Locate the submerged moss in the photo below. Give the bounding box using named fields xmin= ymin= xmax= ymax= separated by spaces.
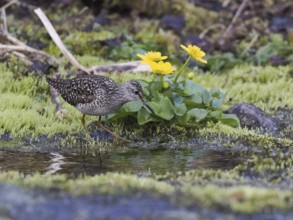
xmin=0 ymin=170 xmax=292 ymax=214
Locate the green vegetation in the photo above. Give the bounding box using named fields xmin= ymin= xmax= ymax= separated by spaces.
xmin=1 ymin=62 xmax=293 ymax=137
xmin=110 ymin=49 xmax=239 ymax=127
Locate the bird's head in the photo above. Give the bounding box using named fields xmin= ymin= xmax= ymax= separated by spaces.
xmin=122 ymin=80 xmax=154 ymax=114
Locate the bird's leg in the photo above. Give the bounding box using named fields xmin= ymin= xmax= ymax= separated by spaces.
xmin=104 ymin=115 xmax=109 ymax=126
xmin=81 ymin=114 xmax=93 ymax=140
xmin=96 ymin=121 xmax=130 ymax=143
xmin=81 ymin=114 xmax=88 ymax=132
xmin=103 ymin=115 xmax=112 ymax=129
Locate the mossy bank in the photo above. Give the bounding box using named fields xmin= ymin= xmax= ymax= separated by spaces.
xmin=1 ymin=61 xmax=293 ymax=137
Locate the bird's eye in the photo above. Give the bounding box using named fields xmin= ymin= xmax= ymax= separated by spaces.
xmin=134 ymin=90 xmax=139 ymax=94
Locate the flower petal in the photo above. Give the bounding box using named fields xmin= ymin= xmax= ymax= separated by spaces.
xmin=180 ymin=44 xmax=207 ymax=64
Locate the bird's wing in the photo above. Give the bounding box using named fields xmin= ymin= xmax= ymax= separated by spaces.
xmin=58 ymin=76 xmax=100 ymax=106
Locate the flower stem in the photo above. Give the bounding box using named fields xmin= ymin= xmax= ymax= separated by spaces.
xmin=174 ymin=56 xmax=191 ymax=83
xmin=160 ymin=74 xmax=163 ymax=83
xmin=160 ymin=74 xmax=164 ymax=91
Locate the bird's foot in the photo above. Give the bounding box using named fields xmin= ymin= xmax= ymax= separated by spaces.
xmin=96 ymin=121 xmax=130 ymax=143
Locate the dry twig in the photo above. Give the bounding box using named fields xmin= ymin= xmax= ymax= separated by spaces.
xmin=0 ymin=2 xmax=61 ymax=65
xmin=0 ymin=38 xmax=61 ymax=65
xmin=0 ymin=0 xmax=18 ymax=11
xmin=34 ymin=8 xmax=151 ymax=75
xmin=34 ymin=8 xmax=91 ymax=73
xmin=222 ymin=0 xmax=249 ymax=37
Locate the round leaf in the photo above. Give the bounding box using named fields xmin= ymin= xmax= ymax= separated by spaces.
xmin=174 ymin=103 xmax=187 ymax=116
xmin=149 ymin=96 xmax=174 ymax=120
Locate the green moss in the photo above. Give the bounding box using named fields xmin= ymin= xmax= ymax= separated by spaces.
xmin=0 ymin=139 xmax=23 ymax=148
xmin=199 ymin=123 xmax=292 ymax=149
xmin=180 ymin=185 xmax=292 ymax=214
xmin=0 ymin=171 xmax=174 ymax=196
xmin=64 ymin=31 xmax=117 ymax=56
xmin=0 ymin=170 xmax=292 ymax=214
xmin=193 ymin=65 xmax=293 ymax=111
xmin=0 ymin=67 xmax=82 ymax=136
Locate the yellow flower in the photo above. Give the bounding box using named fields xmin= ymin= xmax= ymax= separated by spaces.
xmin=137 ymin=51 xmax=168 ymax=64
xmin=180 ymin=45 xmax=207 ymax=64
xmin=149 ymin=61 xmax=175 ymax=75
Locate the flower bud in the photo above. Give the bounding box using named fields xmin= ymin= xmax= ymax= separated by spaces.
xmin=163 ymin=81 xmax=169 ymax=89
xmin=187 ymin=72 xmax=194 ymax=80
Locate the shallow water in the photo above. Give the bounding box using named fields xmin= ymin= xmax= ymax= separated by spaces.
xmin=0 ymin=147 xmax=248 ymax=176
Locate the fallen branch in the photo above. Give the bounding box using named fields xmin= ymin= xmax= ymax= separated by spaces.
xmin=89 ymin=61 xmax=151 ymax=75
xmin=34 ymin=8 xmax=90 ymax=73
xmin=0 ymin=4 xmax=61 ymax=66
xmin=0 ymin=42 xmax=61 ymax=64
xmin=34 ymin=8 xmax=151 ymax=76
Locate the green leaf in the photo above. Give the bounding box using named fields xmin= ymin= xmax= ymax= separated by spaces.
xmin=184 ymin=80 xmax=205 ymax=93
xmin=178 ymin=108 xmax=208 ymax=125
xmin=108 ymin=101 xmax=143 ymax=121
xmin=123 ymin=100 xmax=143 ymax=112
xmin=218 ymin=114 xmax=240 ymax=127
xmin=181 ymin=83 xmax=193 ymax=96
xmin=209 ymin=89 xmax=224 ymax=109
xmin=183 ymin=93 xmax=202 ymax=107
xmin=205 ymin=53 xmax=240 ymax=72
xmin=188 ymin=108 xmax=208 ymax=122
xmin=150 ymin=82 xmax=162 ymax=99
xmin=137 ymin=108 xmax=161 ymax=125
xmin=108 ymin=111 xmax=134 ymax=121
xmin=138 ymin=80 xmax=150 ymax=96
xmin=172 ymin=92 xmax=183 ymax=105
xmin=175 ymin=80 xmax=204 ymax=97
xmin=202 ymin=89 xmax=210 ymax=105
xmin=149 ymin=95 xmax=174 ymax=120
xmin=174 ymin=103 xmax=187 ymax=116
xmin=255 ymin=41 xmax=293 ymax=65
xmin=208 ymin=110 xmax=223 ymax=118
xmin=211 ymin=99 xmax=223 ymax=109
xmin=178 ymin=113 xmax=190 ymax=124
xmin=174 ymin=83 xmax=185 ymax=95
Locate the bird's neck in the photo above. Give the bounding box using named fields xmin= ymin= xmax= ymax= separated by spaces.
xmin=120 ymin=83 xmax=132 ymax=101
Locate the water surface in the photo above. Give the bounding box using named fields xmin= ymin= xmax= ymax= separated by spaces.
xmin=0 ymin=147 xmax=248 ymax=176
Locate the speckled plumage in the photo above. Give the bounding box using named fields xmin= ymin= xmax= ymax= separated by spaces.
xmin=46 ymin=74 xmax=145 ymax=116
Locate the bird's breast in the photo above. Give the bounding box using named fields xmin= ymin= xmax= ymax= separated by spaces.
xmin=75 ymin=98 xmax=127 ymax=116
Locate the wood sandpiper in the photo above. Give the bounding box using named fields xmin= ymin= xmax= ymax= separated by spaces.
xmin=46 ymin=74 xmax=154 ymax=142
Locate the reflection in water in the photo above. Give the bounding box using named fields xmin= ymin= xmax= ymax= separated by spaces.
xmin=0 ymin=147 xmax=249 ymax=176
xmin=44 ymin=153 xmax=66 ymax=176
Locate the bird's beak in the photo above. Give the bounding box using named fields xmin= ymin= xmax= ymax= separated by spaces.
xmin=138 ymin=93 xmax=155 ymax=114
